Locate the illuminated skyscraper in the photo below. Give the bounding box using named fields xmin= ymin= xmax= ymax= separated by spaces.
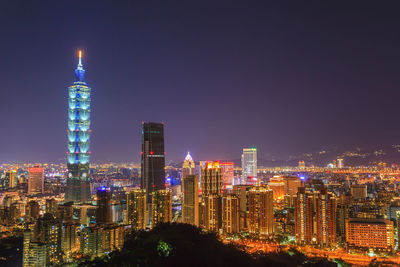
xmin=248 ymin=186 xmax=274 ymax=235
xmin=182 ymin=174 xmax=199 ymax=226
xmin=294 ymin=186 xmax=336 ymax=247
xmin=222 ymin=194 xmax=240 ymax=233
xmin=151 ymin=189 xmax=172 ymax=226
xmin=141 ymin=122 xmax=165 ymax=203
xmin=241 ymin=148 xmax=257 ymax=180
xmin=6 ymin=170 xmax=17 ymax=188
xmin=201 ymin=161 xmax=222 ymax=196
xmin=126 ymin=189 xmax=147 ymax=230
xmin=202 ymin=194 xmax=222 ymax=231
xmin=96 ymin=187 xmax=112 ymax=225
xmin=28 ymin=166 xmax=44 ymax=195
xmin=233 ymin=185 xmax=252 ymax=231
xmin=65 ymin=51 xmax=92 ymax=203
xmin=182 ymin=152 xmax=195 ymax=176
xmin=220 ymin=162 xmax=234 ymax=188
xmin=23 ymin=230 xmax=46 ymax=267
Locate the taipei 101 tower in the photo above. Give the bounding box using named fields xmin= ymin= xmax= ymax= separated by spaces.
xmin=65 ymin=51 xmax=92 ymax=203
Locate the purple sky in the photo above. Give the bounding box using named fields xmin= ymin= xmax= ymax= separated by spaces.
xmin=1 ymin=1 xmax=400 ymax=163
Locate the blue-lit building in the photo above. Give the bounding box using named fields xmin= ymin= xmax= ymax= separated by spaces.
xmin=65 ymin=51 xmax=92 ymax=203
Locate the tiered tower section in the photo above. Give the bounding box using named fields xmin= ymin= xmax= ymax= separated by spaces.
xmin=65 ymin=51 xmax=92 ymax=203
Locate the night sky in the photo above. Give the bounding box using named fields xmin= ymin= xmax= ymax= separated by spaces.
xmin=1 ymin=1 xmax=400 ymax=163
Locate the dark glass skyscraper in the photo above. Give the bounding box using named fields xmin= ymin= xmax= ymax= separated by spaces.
xmin=96 ymin=187 xmax=112 ymax=225
xmin=65 ymin=51 xmax=92 ymax=203
xmin=141 ymin=122 xmax=165 ymax=202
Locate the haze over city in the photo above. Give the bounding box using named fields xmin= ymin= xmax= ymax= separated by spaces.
xmin=2 ymin=1 xmax=400 ymax=163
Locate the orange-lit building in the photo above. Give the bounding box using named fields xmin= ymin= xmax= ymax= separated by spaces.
xmin=248 ymin=186 xmax=274 ymax=235
xmin=201 ymin=161 xmax=222 ymax=196
xmin=346 ymin=218 xmax=394 ymax=251
xmin=294 ymin=186 xmax=336 ymax=247
xmin=222 ymin=194 xmax=239 ymax=233
xmin=28 ymin=166 xmax=44 ymax=195
xmin=220 ymin=162 xmax=234 ymax=189
xmin=268 ymin=176 xmax=285 ymax=200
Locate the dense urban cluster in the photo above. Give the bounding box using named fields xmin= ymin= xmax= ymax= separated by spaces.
xmin=2 ymin=53 xmax=400 ymax=267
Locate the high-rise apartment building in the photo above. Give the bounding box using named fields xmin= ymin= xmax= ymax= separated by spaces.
xmin=233 ymin=185 xmax=253 ymax=231
xmin=202 ymin=194 xmax=222 ymax=231
xmin=182 ymin=174 xmax=199 ymax=226
xmin=248 ymin=186 xmax=274 ymax=235
xmin=241 ymin=148 xmax=257 ymax=180
xmin=151 ymin=189 xmax=172 ymax=226
xmin=141 ymin=122 xmax=165 ymax=203
xmin=222 ymin=194 xmax=240 ymax=233
xmin=126 ymin=189 xmax=147 ymax=230
xmin=65 ymin=51 xmax=92 ymax=203
xmin=28 ymin=166 xmax=44 ymax=195
xmin=201 ymin=161 xmax=222 ymax=196
xmin=96 ymin=187 xmax=112 ymax=225
xmin=294 ymin=186 xmax=336 ymax=247
xmin=23 ymin=230 xmax=46 ymax=267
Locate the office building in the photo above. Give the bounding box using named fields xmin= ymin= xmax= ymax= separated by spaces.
xmin=248 ymin=186 xmax=274 ymax=235
xmin=346 ymin=218 xmax=394 ymax=251
xmin=241 ymin=148 xmax=257 ymax=179
xmin=96 ymin=187 xmax=112 ymax=225
xmin=222 ymin=194 xmax=240 ymax=233
xmin=151 ymin=189 xmax=172 ymax=226
xmin=182 ymin=174 xmax=199 ymax=226
xmin=182 ymin=152 xmax=195 ymax=176
xmin=141 ymin=122 xmax=165 ymax=203
xmin=126 ymin=189 xmax=147 ymax=230
xmin=28 ymin=166 xmax=44 ymax=195
xmin=201 ymin=161 xmax=222 ymax=196
xmin=220 ymin=162 xmax=234 ymax=188
xmin=65 ymin=51 xmax=92 ymax=203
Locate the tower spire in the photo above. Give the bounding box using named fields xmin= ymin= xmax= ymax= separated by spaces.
xmin=78 ymin=50 xmax=82 ymax=66
xmin=75 ymin=50 xmax=85 ymax=81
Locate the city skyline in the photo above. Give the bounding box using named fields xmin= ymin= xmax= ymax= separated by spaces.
xmin=2 ymin=1 xmax=400 ymax=163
